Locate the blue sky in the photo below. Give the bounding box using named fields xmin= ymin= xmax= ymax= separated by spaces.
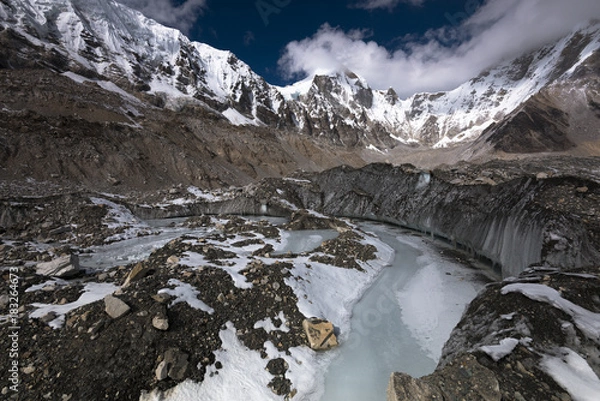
xmin=118 ymin=0 xmax=600 ymax=97
xmin=188 ymin=0 xmax=474 ymax=86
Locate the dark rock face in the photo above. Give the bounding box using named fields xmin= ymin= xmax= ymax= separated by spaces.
xmin=255 ymin=161 xmax=600 ymax=278
xmin=483 ymin=92 xmax=575 ymax=153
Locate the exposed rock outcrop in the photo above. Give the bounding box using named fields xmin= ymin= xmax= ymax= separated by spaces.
xmin=388 ymin=354 xmax=501 ymax=401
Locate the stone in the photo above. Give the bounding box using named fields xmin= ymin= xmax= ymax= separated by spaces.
xmin=166 ymin=255 xmax=179 ymax=265
xmin=123 ymin=263 xmax=152 ymax=287
xmin=104 ymin=295 xmax=131 ymax=319
xmin=162 ymin=348 xmax=189 ymax=381
xmin=152 ymin=315 xmax=169 ymax=331
xmin=36 ymin=255 xmax=80 ymax=278
xmin=22 ymin=365 xmax=35 ymax=374
xmin=387 ymin=372 xmax=443 ymax=400
xmin=536 ymin=172 xmax=549 ymax=180
xmin=151 ymin=293 xmax=172 ymax=304
xmin=475 ymin=176 xmax=497 ymax=186
xmin=155 ymin=361 xmax=169 ymax=381
xmin=48 ymin=226 xmax=71 ymax=236
xmin=576 ymin=186 xmax=589 ymax=193
xmin=302 ymin=318 xmax=338 ymax=351
xmin=41 ymin=312 xmax=58 ymax=323
xmin=0 ymin=294 xmax=9 ymax=309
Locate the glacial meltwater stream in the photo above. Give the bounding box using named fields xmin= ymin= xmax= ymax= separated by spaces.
xmin=320 ymin=222 xmax=487 ymax=401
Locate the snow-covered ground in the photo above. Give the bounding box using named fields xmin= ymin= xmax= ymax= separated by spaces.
xmin=141 ymin=221 xmax=395 ymax=401
xmin=28 ymin=282 xmax=119 ymax=329
xmin=138 ymin=220 xmax=486 ymax=401
xmin=23 ymin=198 xmax=496 ymax=400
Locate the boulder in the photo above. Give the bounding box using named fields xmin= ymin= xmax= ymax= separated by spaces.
xmin=123 ymin=263 xmax=152 ymax=287
xmin=104 ymin=295 xmax=131 ymax=319
xmin=157 ymin=348 xmax=189 ymax=381
xmin=302 ymin=318 xmax=338 ymax=351
xmin=0 ymin=294 xmax=9 ymax=309
xmin=155 ymin=361 xmax=169 ymax=381
xmin=36 ymin=254 xmax=80 ymax=278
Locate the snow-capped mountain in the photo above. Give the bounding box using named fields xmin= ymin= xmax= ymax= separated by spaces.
xmin=276 ymin=23 xmax=600 ymax=149
xmin=1 ymin=0 xmax=599 ymax=149
xmin=0 ymin=0 xmax=284 ymax=122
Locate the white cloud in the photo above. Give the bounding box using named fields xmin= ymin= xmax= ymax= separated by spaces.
xmin=279 ymin=0 xmax=600 ymax=98
xmin=351 ymin=0 xmax=426 ymax=10
xmin=117 ymin=0 xmax=206 ymax=34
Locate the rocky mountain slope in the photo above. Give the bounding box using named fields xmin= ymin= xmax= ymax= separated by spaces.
xmin=1 ymin=0 xmax=599 ymax=155
xmin=0 ymin=67 xmax=365 ymax=193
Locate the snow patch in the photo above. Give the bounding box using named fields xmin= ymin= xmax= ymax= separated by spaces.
xmin=253 ymin=311 xmax=290 ymax=333
xmin=501 ymin=283 xmax=600 ymax=343
xmin=179 ymin=251 xmax=253 ymax=290
xmin=140 ymin=322 xmax=275 ymax=400
xmin=90 ymin=197 xmax=151 ymax=242
xmin=158 ymin=279 xmax=214 ymax=314
xmin=222 ymin=108 xmax=259 ymax=126
xmin=29 ymin=282 xmax=118 ymax=329
xmin=541 ymin=347 xmax=600 ymax=401
xmin=478 ymin=338 xmax=520 ymax=362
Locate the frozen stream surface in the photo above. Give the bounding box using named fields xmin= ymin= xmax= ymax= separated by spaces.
xmin=320 ymin=222 xmax=486 ymax=401
xmin=76 ymin=216 xmax=486 ymax=400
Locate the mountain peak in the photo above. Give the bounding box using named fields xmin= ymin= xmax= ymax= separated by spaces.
xmin=2 ymin=0 xmax=598 ymax=150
